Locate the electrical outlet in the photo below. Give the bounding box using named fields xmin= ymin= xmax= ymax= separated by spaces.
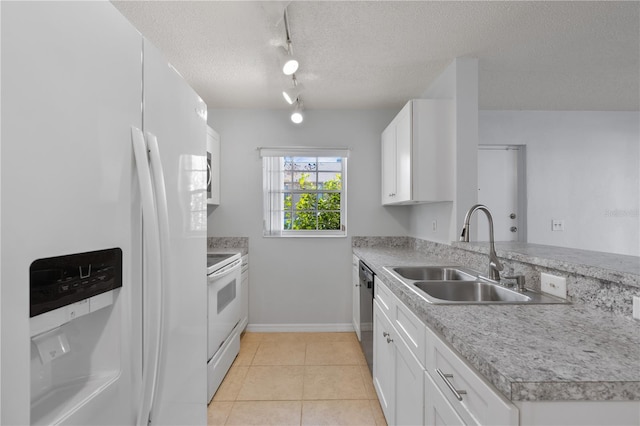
xmin=541 ymin=272 xmax=567 ymax=299
xmin=551 ymin=220 xmax=565 ymax=231
xmin=633 ymin=296 xmax=640 ymax=321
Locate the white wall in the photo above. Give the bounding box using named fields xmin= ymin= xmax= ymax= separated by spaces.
xmin=479 ymin=110 xmax=640 ymax=256
xmin=409 ymin=58 xmax=479 ymax=243
xmin=207 ymin=109 xmax=407 ymax=328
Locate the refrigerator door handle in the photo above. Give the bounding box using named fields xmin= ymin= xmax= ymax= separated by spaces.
xmin=144 ymin=131 xmax=171 ymax=423
xmin=131 ymin=126 xmax=163 ymax=426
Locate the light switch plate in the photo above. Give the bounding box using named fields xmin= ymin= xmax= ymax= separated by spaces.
xmin=541 ymin=272 xmax=567 ymax=299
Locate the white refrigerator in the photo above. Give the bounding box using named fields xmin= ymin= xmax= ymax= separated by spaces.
xmin=1 ymin=2 xmax=207 ymax=425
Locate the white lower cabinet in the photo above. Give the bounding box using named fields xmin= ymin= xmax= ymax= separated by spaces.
xmin=240 ymin=254 xmax=249 ymax=330
xmin=373 ymin=299 xmax=396 ymax=420
xmin=373 ymin=296 xmax=424 ymax=425
xmin=370 ymin=276 xmax=640 ymax=426
xmin=352 ymin=255 xmax=361 ymax=340
xmin=374 ymin=278 xmax=516 ymax=426
xmin=425 ymin=372 xmax=466 ymax=426
xmin=394 ymin=330 xmax=425 ymax=426
xmin=425 ymin=327 xmax=518 ymax=426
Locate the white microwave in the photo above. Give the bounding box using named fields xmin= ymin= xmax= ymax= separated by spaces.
xmin=207 ymin=126 xmax=220 ymax=205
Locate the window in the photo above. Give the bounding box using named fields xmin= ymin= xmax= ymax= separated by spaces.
xmin=260 ymin=147 xmax=349 ymax=237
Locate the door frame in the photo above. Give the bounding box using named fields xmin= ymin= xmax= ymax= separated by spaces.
xmin=478 ymin=145 xmax=527 ymax=243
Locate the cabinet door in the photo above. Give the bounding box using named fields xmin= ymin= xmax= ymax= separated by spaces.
xmin=394 ymin=103 xmax=412 ymax=202
xmin=352 ymin=255 xmax=361 ymax=340
xmin=373 ymin=300 xmax=395 ymax=423
xmin=425 ymin=372 xmax=466 ymax=426
xmin=381 ymin=124 xmax=397 ymax=204
xmin=207 ymin=127 xmax=221 ymax=205
xmin=395 ymin=333 xmax=424 ymax=426
xmin=240 ymin=255 xmax=249 ymax=329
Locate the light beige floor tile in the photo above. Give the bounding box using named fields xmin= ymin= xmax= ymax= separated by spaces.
xmin=369 ymin=399 xmax=388 ymax=426
xmin=207 ymin=401 xmax=233 ymax=426
xmin=225 ymin=401 xmax=302 ymax=426
xmin=302 ymin=332 xmax=358 ymax=343
xmin=252 ymin=341 xmax=306 ymax=365
xmin=240 ymin=332 xmax=265 ymax=344
xmin=303 ymin=365 xmax=368 ymax=400
xmin=359 ymin=365 xmax=378 ymax=400
xmin=305 ymin=341 xmax=366 ymax=366
xmin=237 ymin=365 xmax=304 ymax=400
xmin=259 ymin=332 xmax=309 ymax=343
xmin=302 ymin=400 xmax=376 ymax=426
xmin=212 ymin=366 xmax=250 ymax=402
xmin=234 ymin=340 xmax=259 ymax=366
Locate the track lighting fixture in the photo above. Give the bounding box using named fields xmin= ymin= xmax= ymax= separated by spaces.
xmin=278 ymin=6 xmax=306 ymax=124
xmin=290 ymin=100 xmax=304 ymax=124
xmin=282 ymin=75 xmax=303 ymax=105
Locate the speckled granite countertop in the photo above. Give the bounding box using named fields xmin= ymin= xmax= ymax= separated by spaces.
xmin=207 ymin=237 xmax=249 ymax=257
xmin=452 ymin=241 xmax=640 ymax=288
xmin=354 ymin=246 xmax=640 ymax=403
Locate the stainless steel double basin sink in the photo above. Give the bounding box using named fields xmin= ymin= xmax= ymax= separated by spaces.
xmin=384 ymin=266 xmax=568 ymax=305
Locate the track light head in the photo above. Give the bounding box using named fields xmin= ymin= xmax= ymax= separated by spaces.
xmin=282 ymin=76 xmax=303 ymax=105
xmin=291 ymin=100 xmax=304 ymax=124
xmin=279 ymin=43 xmax=299 ymax=76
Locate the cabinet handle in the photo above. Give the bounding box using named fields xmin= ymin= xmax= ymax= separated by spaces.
xmin=382 ymin=331 xmax=389 ymax=337
xmin=436 ymin=368 xmax=467 ymax=401
xmin=386 ymin=336 xmax=393 ymax=344
xmin=388 ymin=193 xmax=396 ymax=197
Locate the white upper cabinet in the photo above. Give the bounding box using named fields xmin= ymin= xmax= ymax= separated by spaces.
xmin=381 ymin=100 xmax=454 ymax=205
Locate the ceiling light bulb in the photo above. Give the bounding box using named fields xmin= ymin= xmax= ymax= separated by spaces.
xmin=279 ymin=43 xmax=299 ymax=76
xmin=282 ymin=56 xmax=299 ymax=75
xmin=291 ymin=110 xmax=303 ymax=124
xmin=291 ymin=102 xmax=304 ymax=124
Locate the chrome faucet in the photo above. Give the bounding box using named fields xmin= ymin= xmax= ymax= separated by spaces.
xmin=459 ymin=204 xmax=503 ymax=281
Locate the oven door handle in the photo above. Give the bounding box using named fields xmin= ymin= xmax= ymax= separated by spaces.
xmin=210 ymin=259 xmax=242 ymax=279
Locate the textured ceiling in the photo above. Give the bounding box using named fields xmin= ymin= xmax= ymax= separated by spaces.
xmin=112 ymin=1 xmax=640 ymax=111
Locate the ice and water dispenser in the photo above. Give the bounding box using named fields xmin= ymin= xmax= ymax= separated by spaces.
xmin=29 ymin=248 xmax=126 ymax=425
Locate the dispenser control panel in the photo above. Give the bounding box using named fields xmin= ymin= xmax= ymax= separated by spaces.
xmin=30 ymin=248 xmax=122 ymax=317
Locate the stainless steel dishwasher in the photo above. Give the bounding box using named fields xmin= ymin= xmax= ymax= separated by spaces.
xmin=358 ymin=260 xmax=374 ymax=374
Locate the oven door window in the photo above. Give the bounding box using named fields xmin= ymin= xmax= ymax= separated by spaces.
xmin=217 ymin=278 xmax=236 ymax=314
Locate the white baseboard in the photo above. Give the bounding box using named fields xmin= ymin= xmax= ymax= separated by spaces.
xmin=246 ymin=323 xmax=355 ymax=333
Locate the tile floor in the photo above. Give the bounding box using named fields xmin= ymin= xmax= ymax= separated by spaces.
xmin=207 ymin=332 xmax=387 ymax=426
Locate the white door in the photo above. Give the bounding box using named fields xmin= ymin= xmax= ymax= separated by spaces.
xmin=142 ymin=39 xmax=208 ymax=426
xmin=1 ymin=2 xmax=142 ymax=424
xmin=477 ymin=146 xmax=523 ymax=242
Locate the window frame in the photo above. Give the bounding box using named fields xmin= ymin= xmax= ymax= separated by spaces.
xmin=260 ymin=147 xmax=349 ymax=238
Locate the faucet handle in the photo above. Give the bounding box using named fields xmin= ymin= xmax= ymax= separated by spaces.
xmin=502 ymin=274 xmax=526 ymax=292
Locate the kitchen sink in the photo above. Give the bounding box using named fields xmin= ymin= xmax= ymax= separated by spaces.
xmin=414 ymin=280 xmax=531 ymax=303
xmin=390 ymin=266 xmax=476 ymax=281
xmin=384 ymin=265 xmax=568 ymax=305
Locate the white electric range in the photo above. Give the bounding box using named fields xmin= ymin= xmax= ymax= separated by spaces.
xmin=206 ymin=252 xmax=242 ymax=402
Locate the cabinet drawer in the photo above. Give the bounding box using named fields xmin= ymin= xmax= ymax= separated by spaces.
xmin=392 ymin=297 xmax=426 ymax=364
xmin=425 ymin=371 xmax=467 ymax=426
xmin=425 ymin=327 xmax=518 ymax=426
xmin=374 ymin=277 xmax=395 ymax=317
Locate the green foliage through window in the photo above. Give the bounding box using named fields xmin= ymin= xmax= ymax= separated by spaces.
xmin=284 ymin=173 xmax=342 ymax=230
